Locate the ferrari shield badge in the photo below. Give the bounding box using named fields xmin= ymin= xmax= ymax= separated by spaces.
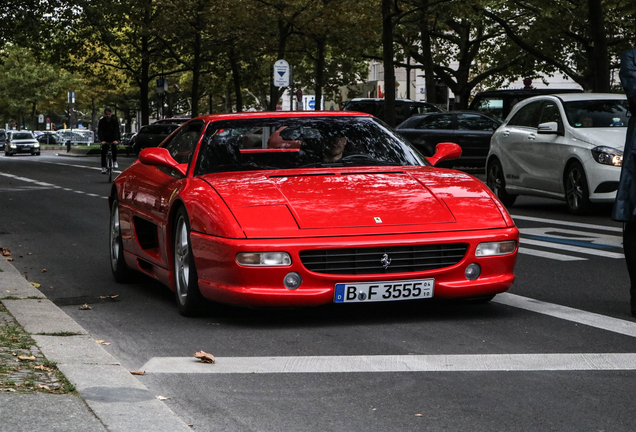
xmin=374 ymin=217 xmax=382 ymax=223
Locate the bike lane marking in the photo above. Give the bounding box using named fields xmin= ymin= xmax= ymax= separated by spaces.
xmin=0 ymin=171 xmax=109 ymax=199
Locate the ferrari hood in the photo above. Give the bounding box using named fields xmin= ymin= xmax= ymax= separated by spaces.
xmin=570 ymin=127 xmax=626 ymax=150
xmin=205 ymin=169 xmax=507 ymax=237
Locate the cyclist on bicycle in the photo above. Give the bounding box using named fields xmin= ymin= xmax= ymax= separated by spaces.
xmin=97 ymin=108 xmax=121 ymax=174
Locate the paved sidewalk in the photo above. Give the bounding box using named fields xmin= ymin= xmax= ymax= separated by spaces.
xmin=0 ymin=255 xmax=191 ymax=432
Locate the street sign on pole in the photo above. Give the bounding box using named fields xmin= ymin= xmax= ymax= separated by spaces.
xmin=273 ymin=60 xmax=290 ymax=87
xmin=38 ymin=114 xmax=44 ymax=124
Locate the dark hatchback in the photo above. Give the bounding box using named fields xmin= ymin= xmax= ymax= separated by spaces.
xmin=131 ymin=123 xmax=181 ymax=153
xmin=342 ymin=98 xmax=442 ymax=125
xmin=396 ymin=111 xmax=501 ymax=169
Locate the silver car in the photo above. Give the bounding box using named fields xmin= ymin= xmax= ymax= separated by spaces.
xmin=486 ymin=93 xmax=628 ymax=214
xmin=4 ymin=131 xmax=41 ymax=156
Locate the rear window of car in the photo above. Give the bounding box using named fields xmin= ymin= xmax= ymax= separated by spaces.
xmin=563 ymin=99 xmax=630 ymax=128
xmin=457 ymin=113 xmax=500 ymax=131
xmin=195 ymin=116 xmax=428 ymax=175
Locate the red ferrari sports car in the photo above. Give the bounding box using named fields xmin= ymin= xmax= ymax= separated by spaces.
xmin=109 ymin=111 xmax=518 ymax=316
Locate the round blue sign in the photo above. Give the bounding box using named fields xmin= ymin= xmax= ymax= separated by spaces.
xmin=308 ymin=100 xmax=316 ymax=109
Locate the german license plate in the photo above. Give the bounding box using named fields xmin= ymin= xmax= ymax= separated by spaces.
xmin=334 ymin=279 xmax=434 ymax=303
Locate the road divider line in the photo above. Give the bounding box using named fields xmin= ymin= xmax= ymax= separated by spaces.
xmin=0 ymin=171 xmax=108 ymax=199
xmin=521 ymin=238 xmax=624 ymax=259
xmin=518 ymin=247 xmax=586 ymax=261
xmin=494 ymin=293 xmax=636 ymax=337
xmin=140 ymin=353 xmax=636 ymax=374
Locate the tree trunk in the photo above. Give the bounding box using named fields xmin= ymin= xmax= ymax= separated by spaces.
xmin=417 ymin=0 xmax=437 ymax=104
xmin=314 ymin=37 xmax=326 ymax=110
xmin=588 ymin=0 xmax=609 ymax=92
xmin=229 ymin=47 xmax=243 ymax=112
xmin=382 ymin=0 xmax=396 ymax=127
xmin=140 ymin=34 xmax=151 ymax=125
xmin=191 ymin=32 xmax=202 ymax=118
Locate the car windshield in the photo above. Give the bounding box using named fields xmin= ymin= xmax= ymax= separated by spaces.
xmin=563 ymin=99 xmax=630 ymax=128
xmin=13 ymin=132 xmax=34 ymax=140
xmin=195 ymin=116 xmax=428 ymax=175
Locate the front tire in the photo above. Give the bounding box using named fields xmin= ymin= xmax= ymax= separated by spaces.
xmin=109 ymin=198 xmax=131 ymax=282
xmin=486 ymin=159 xmax=517 ymax=207
xmin=173 ymin=207 xmax=204 ymax=316
xmin=565 ymin=161 xmax=591 ymax=215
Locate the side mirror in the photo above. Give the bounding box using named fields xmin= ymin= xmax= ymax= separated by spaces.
xmin=537 ymin=121 xmax=563 ymax=135
xmin=427 ymin=142 xmax=462 ymax=166
xmin=139 ymin=147 xmax=187 ymax=176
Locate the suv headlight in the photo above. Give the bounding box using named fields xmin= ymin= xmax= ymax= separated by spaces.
xmin=591 ymin=146 xmax=622 ymax=167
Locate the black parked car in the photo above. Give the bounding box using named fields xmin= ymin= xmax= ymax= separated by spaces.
xmin=131 ymin=123 xmax=181 ymax=153
xmin=36 ymin=132 xmax=63 ymax=144
xmin=396 ymin=111 xmax=501 ymax=169
xmin=343 ymin=98 xmax=442 ymax=125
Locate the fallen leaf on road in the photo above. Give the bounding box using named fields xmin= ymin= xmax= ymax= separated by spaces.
xmin=98 ymin=295 xmax=119 ymax=299
xmin=6 ymin=257 xmax=13 ymax=261
xmin=5 ymin=290 xmax=10 ymax=293
xmin=17 ymin=355 xmax=36 ymax=362
xmin=0 ymin=248 xmax=10 ymax=256
xmin=41 ymin=269 xmax=47 ymax=273
xmin=30 ymin=282 xmax=41 ymax=288
xmin=49 ymin=286 xmax=54 ymax=289
xmin=130 ymin=371 xmax=145 ymax=375
xmin=95 ymin=340 xmax=111 ymax=345
xmin=79 ymin=304 xmax=92 ymax=310
xmin=37 ymin=384 xmax=50 ymax=390
xmin=34 ymin=365 xmax=51 ymax=371
xmin=156 ymin=395 xmax=170 ymax=400
xmin=194 ymin=351 xmax=216 ymax=364
xmin=415 ymin=414 xmax=423 ymax=417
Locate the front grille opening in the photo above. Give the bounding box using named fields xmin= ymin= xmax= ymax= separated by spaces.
xmin=300 ymin=243 xmax=468 ymax=275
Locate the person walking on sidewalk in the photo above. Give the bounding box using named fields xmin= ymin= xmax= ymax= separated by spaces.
xmin=98 ymin=108 xmax=121 ymax=174
xmin=613 ymin=45 xmax=636 ymax=316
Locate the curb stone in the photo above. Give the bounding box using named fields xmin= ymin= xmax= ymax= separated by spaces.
xmin=0 ymin=256 xmax=192 ymax=432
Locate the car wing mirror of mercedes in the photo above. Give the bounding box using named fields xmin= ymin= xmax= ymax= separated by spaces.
xmin=537 ymin=121 xmax=563 ymax=135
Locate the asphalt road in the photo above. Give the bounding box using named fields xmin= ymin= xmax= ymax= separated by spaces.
xmin=1 ymin=151 xmax=635 ymax=431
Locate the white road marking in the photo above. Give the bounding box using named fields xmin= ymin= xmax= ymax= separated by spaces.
xmin=519 ymin=227 xmax=623 ymax=248
xmin=512 ymin=214 xmax=623 ymax=233
xmin=521 ymin=238 xmax=624 ymax=259
xmin=518 ymin=247 xmax=586 ymax=261
xmin=140 ymin=292 xmax=636 ymax=374
xmin=140 ymin=353 xmax=636 ymax=374
xmin=493 ymin=293 xmax=636 ymax=337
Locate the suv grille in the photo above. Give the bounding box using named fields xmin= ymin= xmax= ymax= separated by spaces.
xmin=299 ymin=244 xmax=468 ymax=275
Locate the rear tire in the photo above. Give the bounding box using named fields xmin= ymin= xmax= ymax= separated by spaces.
xmin=565 ymin=161 xmax=591 ymax=215
xmin=173 ymin=207 xmax=204 ymax=316
xmin=109 ymin=198 xmax=132 ymax=282
xmin=486 ymin=159 xmax=516 ymax=207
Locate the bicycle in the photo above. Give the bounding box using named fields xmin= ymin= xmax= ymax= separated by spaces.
xmin=102 ymin=141 xmax=118 ymax=183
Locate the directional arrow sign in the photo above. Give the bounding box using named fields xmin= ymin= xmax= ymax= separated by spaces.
xmin=273 ymin=60 xmax=290 ymax=87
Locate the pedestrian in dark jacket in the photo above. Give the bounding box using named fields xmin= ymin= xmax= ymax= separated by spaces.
xmin=612 ymin=46 xmax=636 ymax=315
xmin=97 ymin=108 xmax=121 ymax=174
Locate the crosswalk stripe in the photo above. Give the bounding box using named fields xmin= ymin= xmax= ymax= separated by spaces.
xmin=511 ymin=214 xmax=623 ymax=233
xmin=521 ymin=238 xmax=624 ymax=259
xmin=518 ymin=247 xmax=586 ymax=261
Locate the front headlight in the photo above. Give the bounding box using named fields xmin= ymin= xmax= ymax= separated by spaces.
xmin=475 ymin=241 xmax=517 ymax=257
xmin=591 ymin=146 xmax=622 ymax=167
xmin=34 ymin=143 xmax=40 ymax=147
xmin=236 ymin=252 xmax=292 ymax=266
xmin=9 ymin=144 xmax=16 ymax=148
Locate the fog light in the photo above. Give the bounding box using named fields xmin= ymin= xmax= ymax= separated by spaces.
xmin=465 ymin=263 xmax=481 ymax=280
xmin=284 ymin=272 xmax=302 ymax=290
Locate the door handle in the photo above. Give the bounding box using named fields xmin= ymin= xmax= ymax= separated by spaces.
xmin=502 ymin=131 xmax=510 ymax=137
xmin=528 ymin=134 xmax=536 ymax=140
